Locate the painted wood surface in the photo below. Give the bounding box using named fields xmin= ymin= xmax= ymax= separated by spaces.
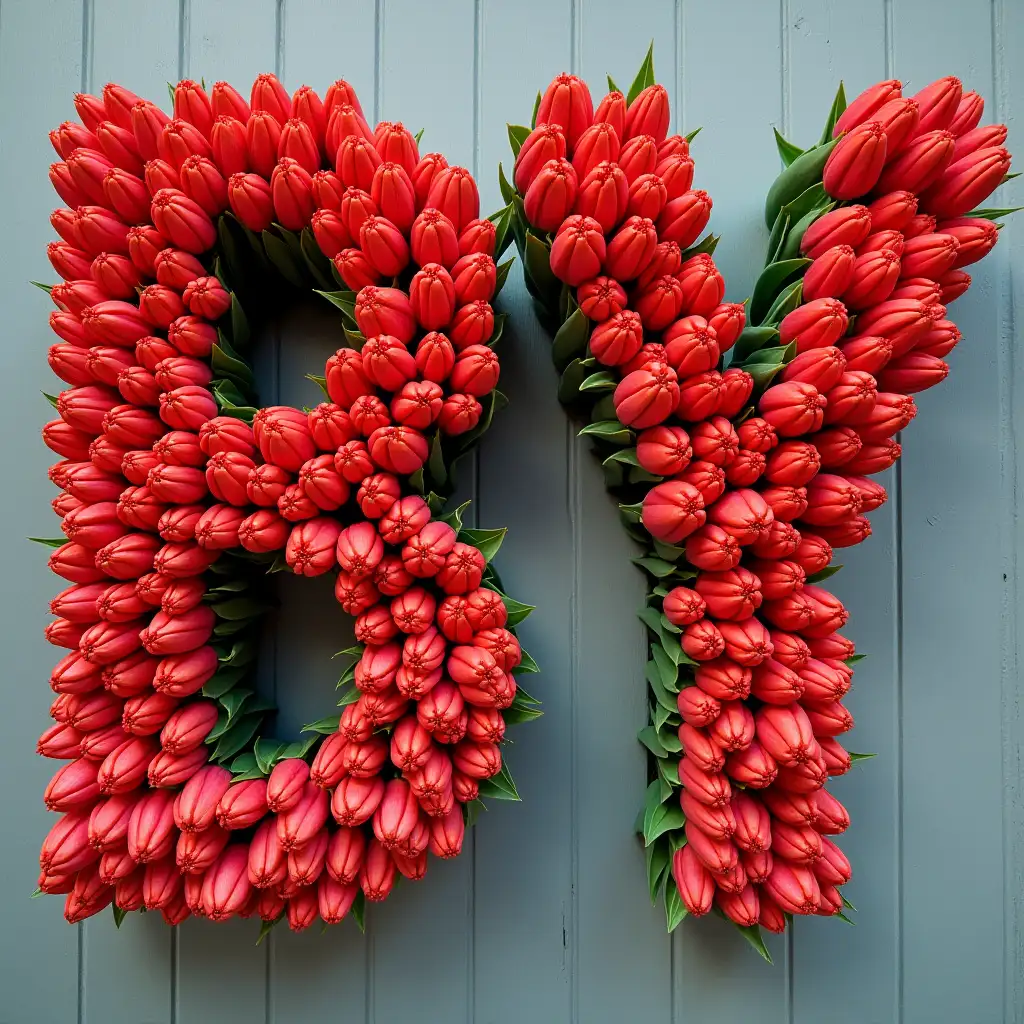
xmin=1 ymin=0 xmax=1021 ymax=1020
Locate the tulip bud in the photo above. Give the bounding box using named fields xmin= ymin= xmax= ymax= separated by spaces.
xmin=523 ymin=157 xmax=578 ymax=232
xmin=805 ymin=207 xmax=876 ymax=259
xmin=657 ymin=189 xmax=713 ymax=249
xmin=227 ymin=171 xmax=274 ymax=231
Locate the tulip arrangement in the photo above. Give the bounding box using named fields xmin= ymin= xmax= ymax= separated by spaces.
xmin=506 ymin=50 xmax=1014 ymax=956
xmin=38 ymin=72 xmax=541 ymax=934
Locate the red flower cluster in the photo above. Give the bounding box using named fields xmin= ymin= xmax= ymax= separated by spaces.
xmin=509 ymin=56 xmax=1012 ymax=949
xmin=40 ymin=72 xmax=535 ymax=932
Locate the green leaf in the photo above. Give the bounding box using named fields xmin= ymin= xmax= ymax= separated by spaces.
xmin=658 ymin=725 xmax=682 ymax=753
xmin=211 ymin=597 xmax=272 ymax=620
xmin=112 ymin=903 xmax=128 ymax=928
xmin=524 ymin=232 xmax=559 ymax=307
xmin=777 ymin=199 xmax=835 ymax=262
xmin=764 ymin=136 xmax=841 ymax=228
xmin=579 ymin=370 xmax=618 ymax=393
xmin=761 ymin=278 xmax=804 ymax=327
xmin=256 ymin=914 xmax=284 ymax=945
xmin=512 ymin=647 xmax=540 ymax=675
xmin=644 ymin=799 xmax=685 ymax=847
xmin=579 ymin=419 xmax=633 ymax=445
xmin=530 ymin=91 xmax=542 ymax=129
xmin=774 ymin=127 xmax=804 ymax=168
xmin=607 ymin=74 xmax=622 ymax=94
xmin=313 ymin=287 xmax=358 ymax=325
xmin=42 ymin=391 xmax=60 ymax=408
xmin=277 ymin=736 xmax=318 ymax=761
xmin=728 ymin=922 xmax=773 ymax=962
xmin=557 ymin=357 xmax=591 ymax=404
xmin=647 ymin=837 xmax=671 ymax=906
xmin=477 ymin=762 xmax=520 ymax=801
xmin=665 ymin=876 xmax=689 ymax=932
xmin=633 ymin=556 xmax=677 ymax=579
xmin=254 ymin=738 xmax=288 ymax=774
xmin=680 ymin=233 xmax=720 ymax=262
xmin=299 ymin=226 xmax=334 ymax=289
xmin=751 ymin=258 xmax=812 ymax=325
xmin=493 ymin=256 xmax=514 ymax=300
xmin=487 ymin=311 xmax=508 ymax=349
xmin=842 ymin=893 xmax=857 ymax=912
xmin=806 ymin=563 xmax=843 ymax=583
xmin=500 ymin=593 xmax=535 ymax=627
xmin=845 ymin=653 xmax=867 ymax=665
xmin=765 ymin=211 xmax=791 ymax=267
xmin=967 ymin=206 xmax=1024 ymax=221
xmin=603 ymin=447 xmax=642 ymax=468
xmin=211 ymin=713 xmax=265 ymax=762
xmin=685 ymin=126 xmax=702 ymax=144
xmin=731 ymin=325 xmax=781 ymax=363
xmin=497 ymin=161 xmax=516 ymax=206
xmin=646 ymin=660 xmax=678 ymax=713
xmin=817 ymin=81 xmax=848 ymax=146
xmin=301 ymin=715 xmax=341 ymax=735
xmin=202 ymin=667 xmax=247 ymax=699
xmin=657 ymin=757 xmax=680 ymax=788
xmin=212 ymin=335 xmax=255 ymax=386
xmin=625 ymin=43 xmax=656 ymax=106
xmin=439 ymin=500 xmax=471 ymax=533
xmin=849 ymin=751 xmax=876 ymax=765
xmin=230 ymin=292 xmax=250 ymax=347
xmin=551 ymin=306 xmax=590 ymax=371
xmin=261 ymin=228 xmax=307 ymax=287
xmin=652 ymin=643 xmax=679 ymax=692
xmin=427 ymin=431 xmax=447 ymax=491
xmin=32 ymin=280 xmax=55 ymax=295
xmin=459 ymin=526 xmax=506 ymax=563
xmin=29 ymin=536 xmax=66 ymax=548
xmin=507 ymin=123 xmax=531 ymax=158
xmin=638 ymin=725 xmax=669 ymax=759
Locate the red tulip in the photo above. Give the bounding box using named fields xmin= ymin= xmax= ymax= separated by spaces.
xmin=876 ymin=129 xmax=956 ymax=194
xmin=778 ymin=297 xmax=849 ymax=351
xmin=868 ymin=97 xmax=922 ymax=153
xmin=656 ymin=189 xmax=712 ymax=249
xmin=823 ymin=121 xmax=887 ymax=199
xmin=801 ymin=205 xmax=872 ymax=259
xmin=425 ymin=166 xmax=479 ymax=233
xmin=549 ymin=215 xmax=606 ymax=286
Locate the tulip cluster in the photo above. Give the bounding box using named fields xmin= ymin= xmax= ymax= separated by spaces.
xmin=508 ymin=52 xmax=1013 ymax=953
xmin=39 ymin=73 xmax=537 ymax=933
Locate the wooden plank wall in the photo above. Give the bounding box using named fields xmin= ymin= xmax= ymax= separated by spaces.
xmin=0 ymin=1 xmax=1020 ymax=1020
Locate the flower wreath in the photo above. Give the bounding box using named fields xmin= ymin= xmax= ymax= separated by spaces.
xmin=37 ymin=71 xmax=540 ymax=935
xmin=506 ymin=47 xmax=1013 ymax=956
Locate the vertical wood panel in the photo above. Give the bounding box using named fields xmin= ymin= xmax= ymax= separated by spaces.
xmin=473 ymin=3 xmax=577 ymax=1022
xmin=998 ymin=6 xmax=1024 ymax=1020
xmin=674 ymin=1 xmax=791 ymax=1010
xmin=265 ymin=5 xmax=379 ymax=1014
xmin=890 ymin=2 xmax=1006 ymax=1020
xmin=79 ymin=4 xmax=181 ymax=1020
xmin=574 ymin=7 xmax=676 ymax=1023
xmin=0 ymin=1 xmax=86 ymax=1022
xmin=173 ymin=4 xmax=279 ymax=1021
xmin=367 ymin=5 xmax=478 ymax=1022
xmin=785 ymin=5 xmax=903 ymax=1023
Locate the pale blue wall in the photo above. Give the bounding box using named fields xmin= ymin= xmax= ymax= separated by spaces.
xmin=2 ymin=1 xmax=1022 ymax=1021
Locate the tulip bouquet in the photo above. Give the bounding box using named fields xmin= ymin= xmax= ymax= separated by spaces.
xmin=505 ymin=50 xmax=1014 ymax=955
xmin=38 ymin=72 xmax=541 ymax=933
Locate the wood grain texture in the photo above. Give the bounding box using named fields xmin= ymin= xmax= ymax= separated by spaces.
xmin=1 ymin=0 xmax=1021 ymax=1020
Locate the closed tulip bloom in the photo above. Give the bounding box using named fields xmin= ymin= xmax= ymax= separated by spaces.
xmin=911 ymin=75 xmax=963 ymax=134
xmin=537 ymin=72 xmax=593 ymax=149
xmin=951 ymin=123 xmax=1007 ymax=161
xmin=803 ymin=244 xmax=856 ymax=301
xmin=779 ymin=297 xmax=849 ymax=351
xmin=523 ymin=157 xmax=578 ymax=232
xmin=227 ymin=172 xmax=274 ymax=231
xmin=868 ymin=96 xmax=921 ymax=153
xmin=575 ymin=161 xmax=629 ymax=232
xmin=657 ymin=189 xmax=713 ymax=249
xmin=843 ymin=249 xmax=901 ymax=308
xmin=876 ymin=129 xmax=956 ymax=194
xmin=801 ymin=205 xmax=872 ymax=258
xmin=759 ymin=381 xmax=827 ymax=436
xmin=833 ymin=79 xmax=902 ymax=136
xmin=549 ymin=215 xmax=606 ymax=286
xmin=823 ymin=121 xmax=887 ymax=199
xmin=615 ymin=362 xmax=681 ymax=430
